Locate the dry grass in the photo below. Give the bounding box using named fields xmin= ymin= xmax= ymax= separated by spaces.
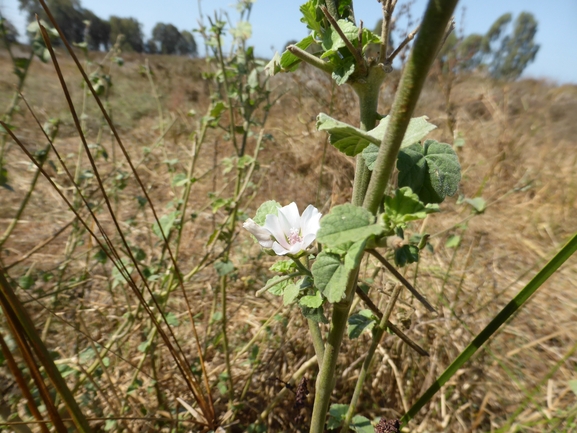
xmin=0 ymin=44 xmax=576 ymax=433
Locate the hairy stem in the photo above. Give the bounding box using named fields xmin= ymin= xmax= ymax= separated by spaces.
xmin=363 ymin=0 xmax=459 ymax=214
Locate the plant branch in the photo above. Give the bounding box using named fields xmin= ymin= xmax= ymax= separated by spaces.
xmin=363 ymin=0 xmax=459 ymax=214
xmin=355 ymin=286 xmax=429 ymax=356
xmin=287 ymin=45 xmax=334 ymax=74
xmin=320 ymin=5 xmax=367 ymax=77
xmin=308 ymin=319 xmax=325 ymax=365
xmin=368 ymin=249 xmax=436 ymax=312
xmin=379 ymin=0 xmax=398 ymax=64
xmin=387 ymin=23 xmax=421 ymax=63
xmin=341 ymin=283 xmax=403 ymax=432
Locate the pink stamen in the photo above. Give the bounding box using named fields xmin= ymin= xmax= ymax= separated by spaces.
xmin=287 ymin=228 xmax=303 ymax=245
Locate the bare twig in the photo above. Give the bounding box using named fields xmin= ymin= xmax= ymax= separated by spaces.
xmin=368 ymin=249 xmax=436 ymax=313
xmin=355 ymin=286 xmax=429 ymax=356
xmin=379 ymin=0 xmax=398 ymax=64
xmin=286 ymin=45 xmax=334 ymax=74
xmin=387 ymin=24 xmax=421 ymax=63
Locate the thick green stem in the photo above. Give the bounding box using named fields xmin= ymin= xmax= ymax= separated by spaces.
xmin=308 ymin=319 xmax=325 ymax=365
xmin=310 ymin=51 xmax=386 ymax=433
xmin=363 ymin=0 xmax=459 ymax=214
xmin=340 ymin=284 xmax=402 ymax=432
xmin=351 ymin=67 xmax=386 ymax=206
xmin=309 ymin=270 xmax=358 ymax=433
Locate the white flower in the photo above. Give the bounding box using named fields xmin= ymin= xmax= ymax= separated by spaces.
xmin=243 ymin=202 xmax=322 ymax=256
xmin=243 ymin=218 xmax=274 ymax=248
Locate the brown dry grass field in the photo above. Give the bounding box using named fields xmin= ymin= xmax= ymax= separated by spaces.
xmin=0 ymin=43 xmax=577 ymax=432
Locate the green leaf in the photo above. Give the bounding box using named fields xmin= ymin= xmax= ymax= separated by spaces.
xmin=311 ymin=252 xmax=349 ymax=303
xmin=383 ymin=187 xmax=439 ymax=229
xmin=362 ymin=117 xmax=438 ymax=170
xmin=264 ymin=275 xmax=290 ymax=296
xmin=165 ymin=312 xmax=180 ymax=327
xmin=214 ymin=260 xmax=235 ymax=276
xmin=316 ymin=113 xmax=381 ymax=157
xmin=327 ymin=403 xmax=349 ymax=430
xmin=269 ymin=259 xmax=296 ymax=274
xmin=332 ymin=55 xmax=355 ymax=86
xmin=152 ymin=211 xmax=179 ymax=239
xmin=299 ymin=290 xmax=324 ymax=308
xmin=253 ymin=200 xmax=281 ymax=225
xmin=463 ymin=197 xmax=486 ymax=214
xmin=351 ymin=415 xmax=374 ymax=433
xmin=445 ymin=235 xmax=461 ymax=249
xmin=231 ymin=21 xmax=252 ymax=40
xmin=300 ymin=305 xmax=328 ymax=323
xmin=18 ymin=274 xmax=36 ymax=290
xmin=279 ymin=35 xmax=315 ymax=72
xmin=394 ymin=244 xmax=419 ymax=267
xmin=300 ymin=1 xmax=323 ymax=34
xmin=569 ymin=380 xmax=577 ymax=396
xmin=397 ymin=140 xmax=461 ymax=204
xmin=321 ymin=20 xmax=359 ymax=58
xmin=317 ymin=204 xmax=383 ymax=248
xmin=283 ymin=283 xmax=300 ymax=305
xmin=348 ymin=310 xmax=377 ymax=339
xmin=317 ymin=114 xmax=435 ymax=159
xmin=104 ymin=420 xmax=117 ymax=431
xmin=344 ymin=239 xmax=367 ymax=270
xmin=0 ymin=165 xmax=12 ymax=191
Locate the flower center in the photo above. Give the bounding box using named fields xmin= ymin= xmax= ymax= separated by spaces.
xmin=287 ymin=227 xmax=303 ymax=245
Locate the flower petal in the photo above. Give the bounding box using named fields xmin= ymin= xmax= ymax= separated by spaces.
xmin=264 ymin=214 xmax=291 ymax=250
xmin=279 ymin=202 xmax=301 ymax=231
xmin=272 ymin=241 xmax=290 ymax=255
xmin=243 ymin=219 xmax=274 ymax=248
xmin=301 ymin=233 xmax=317 ymax=250
xmin=300 ymin=205 xmax=322 ymax=237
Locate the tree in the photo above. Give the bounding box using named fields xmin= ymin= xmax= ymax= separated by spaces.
xmin=18 ymin=0 xmax=85 ymax=43
xmin=83 ymin=9 xmax=110 ymax=51
xmin=152 ymin=22 xmax=180 ymax=54
xmin=109 ymin=16 xmax=143 ymax=52
xmin=485 ymin=12 xmax=540 ymax=80
xmin=177 ymin=30 xmax=197 ymax=56
xmin=151 ymin=23 xmax=197 ymax=56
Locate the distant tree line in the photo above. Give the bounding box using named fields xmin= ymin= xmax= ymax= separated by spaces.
xmin=373 ymin=11 xmax=539 ymax=81
xmin=13 ymin=0 xmax=197 ymax=56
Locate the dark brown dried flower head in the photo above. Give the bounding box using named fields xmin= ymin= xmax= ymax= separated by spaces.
xmin=375 ymin=418 xmax=400 ymax=433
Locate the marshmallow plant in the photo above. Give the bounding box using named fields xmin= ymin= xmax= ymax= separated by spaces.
xmin=245 ymin=1 xmax=462 ymax=432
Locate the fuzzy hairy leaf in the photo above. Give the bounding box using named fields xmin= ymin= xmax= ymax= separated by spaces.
xmin=383 ymin=187 xmax=439 ymax=229
xmin=344 ymin=239 xmax=367 ymax=270
xmin=317 ymin=204 xmax=383 ymax=248
xmin=362 ymin=117 xmax=437 ymax=170
xmin=283 ymin=283 xmax=300 ymax=305
xmin=300 ymin=305 xmax=328 ymax=323
xmin=279 ymin=34 xmax=315 ymax=72
xmin=327 ymin=404 xmax=349 ymax=430
xmin=311 ymin=252 xmax=349 ymax=303
xmin=397 ymin=140 xmax=461 ymax=204
xmin=317 ymin=114 xmax=435 ymax=159
xmin=253 ymin=200 xmax=281 ymax=225
xmin=316 ymin=113 xmax=380 ymax=156
xmin=299 ymin=290 xmax=324 ymax=308
xmin=348 ymin=310 xmax=377 ymax=339
xmin=299 ymin=0 xmax=323 ymax=34
xmin=321 ymin=19 xmax=359 ymax=58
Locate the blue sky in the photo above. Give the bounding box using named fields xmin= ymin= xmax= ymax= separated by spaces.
xmin=1 ymin=0 xmax=576 ymax=84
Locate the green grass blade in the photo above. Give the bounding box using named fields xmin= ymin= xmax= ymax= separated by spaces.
xmin=401 ymin=231 xmax=577 ymax=426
